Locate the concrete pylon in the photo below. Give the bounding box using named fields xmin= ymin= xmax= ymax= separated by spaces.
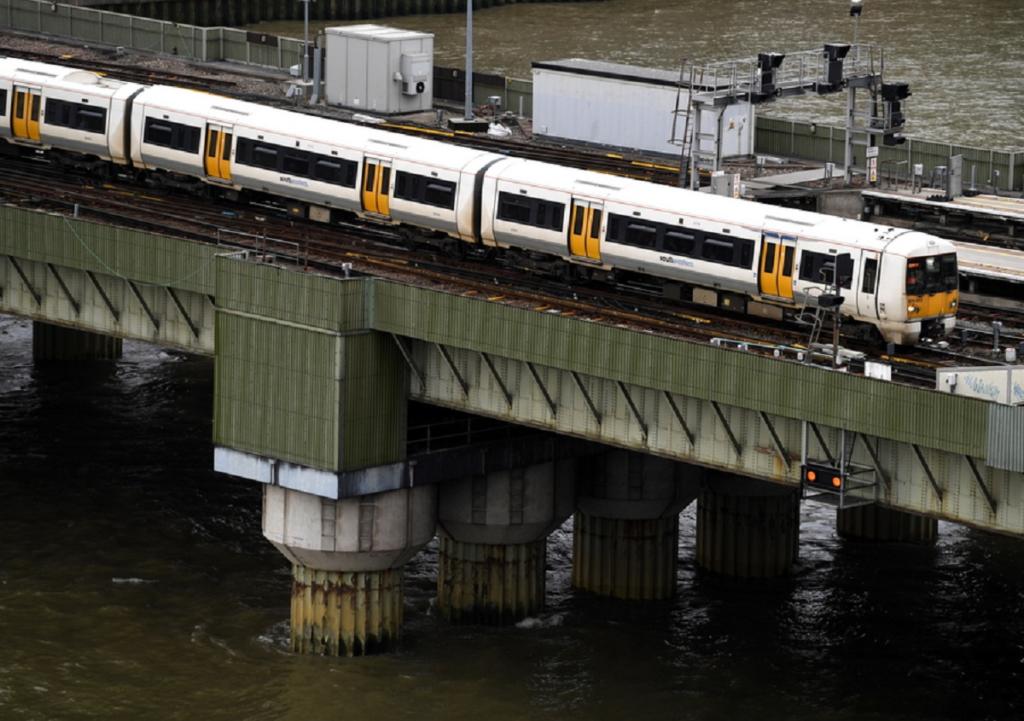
xmin=262 ymin=484 xmax=437 ymax=656
xmin=33 ymin=322 xmax=121 ymax=361
xmin=436 ymin=458 xmax=575 ymax=624
xmin=572 ymin=451 xmax=700 ymax=600
xmin=696 ymin=476 xmax=800 ymax=578
xmin=837 ymin=504 xmax=938 ymax=544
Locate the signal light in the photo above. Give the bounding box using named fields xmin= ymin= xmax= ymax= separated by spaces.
xmin=802 ymin=463 xmax=844 ymax=491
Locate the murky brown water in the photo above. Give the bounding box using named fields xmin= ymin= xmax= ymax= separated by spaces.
xmin=3 ymin=308 xmax=1024 ymax=719
xmin=251 ymin=0 xmax=1024 ymax=149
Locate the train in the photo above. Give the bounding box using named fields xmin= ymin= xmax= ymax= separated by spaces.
xmin=0 ymin=57 xmax=959 ymax=345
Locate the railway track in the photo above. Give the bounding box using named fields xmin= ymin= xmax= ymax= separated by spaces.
xmin=1 ymin=151 xmax=1014 ymax=387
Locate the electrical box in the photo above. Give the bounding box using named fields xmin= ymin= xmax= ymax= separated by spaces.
xmin=324 ymin=24 xmax=434 ymax=114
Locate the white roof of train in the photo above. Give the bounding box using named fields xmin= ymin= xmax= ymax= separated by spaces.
xmin=135 ymin=84 xmax=499 ymax=171
xmin=0 ymin=57 xmax=135 ymax=93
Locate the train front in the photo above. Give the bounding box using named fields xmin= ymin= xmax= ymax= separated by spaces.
xmin=883 ymin=232 xmax=958 ymax=345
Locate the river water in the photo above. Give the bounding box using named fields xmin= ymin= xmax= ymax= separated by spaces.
xmin=250 ymin=0 xmax=1024 ymax=149
xmin=2 ymin=311 xmax=1024 ymax=719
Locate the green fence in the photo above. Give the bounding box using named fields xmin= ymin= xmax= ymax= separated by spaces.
xmin=0 ymin=0 xmax=304 ymax=69
xmin=756 ymin=116 xmax=1022 ymax=192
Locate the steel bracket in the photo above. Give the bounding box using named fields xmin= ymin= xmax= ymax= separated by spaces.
xmin=912 ymin=444 xmax=944 ymax=501
xmin=527 ymin=362 xmax=557 ymax=418
xmin=759 ymin=411 xmax=790 ymax=470
xmin=47 ymin=264 xmax=80 ymax=316
xmin=166 ymin=287 xmax=200 ymax=339
xmin=571 ymin=371 xmax=601 ymax=426
xmin=710 ymin=400 xmax=742 ymax=457
xmin=480 ymin=352 xmax=513 ymax=408
xmin=436 ymin=343 xmax=469 ymax=397
xmin=663 ymin=391 xmax=695 ymax=447
xmin=965 ymin=456 xmax=997 ymax=514
xmin=86 ymin=270 xmax=120 ymax=322
xmin=7 ymin=256 xmax=41 ymax=306
xmin=127 ymin=280 xmax=160 ymax=331
xmin=390 ymin=334 xmax=424 ymax=390
xmin=617 ymin=381 xmax=648 ymax=441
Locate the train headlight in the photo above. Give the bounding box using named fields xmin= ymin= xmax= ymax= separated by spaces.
xmin=950 ymin=300 xmax=957 ymax=308
xmin=907 ymin=305 xmax=918 ymax=313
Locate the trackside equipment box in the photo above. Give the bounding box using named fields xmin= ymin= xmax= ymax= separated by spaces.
xmin=324 ymin=24 xmax=434 ymax=114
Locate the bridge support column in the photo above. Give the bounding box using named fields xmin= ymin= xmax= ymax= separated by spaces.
xmin=263 ymin=484 xmax=437 ymax=656
xmin=32 ymin=322 xmax=121 ymax=361
xmin=436 ymin=459 xmax=575 ymax=624
xmin=572 ymin=451 xmax=700 ymax=600
xmin=837 ymin=505 xmax=938 ymax=544
xmin=696 ymin=476 xmax=800 ymax=578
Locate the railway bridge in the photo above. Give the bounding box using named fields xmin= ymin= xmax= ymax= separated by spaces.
xmin=2 ymin=204 xmax=1023 ymax=656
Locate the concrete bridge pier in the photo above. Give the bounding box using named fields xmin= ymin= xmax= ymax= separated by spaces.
xmin=696 ymin=476 xmax=800 ymax=578
xmin=837 ymin=505 xmax=938 ymax=544
xmin=572 ymin=451 xmax=700 ymax=600
xmin=262 ymin=484 xmax=437 ymax=656
xmin=32 ymin=321 xmax=122 ymax=361
xmin=436 ymin=458 xmax=576 ymax=624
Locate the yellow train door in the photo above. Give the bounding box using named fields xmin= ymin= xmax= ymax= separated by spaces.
xmin=361 ymin=157 xmax=392 ymax=216
xmin=759 ymin=232 xmax=795 ymax=300
xmin=12 ymin=86 xmax=41 ymax=141
xmin=204 ymin=124 xmax=233 ymax=182
xmin=568 ymin=200 xmax=603 ymax=262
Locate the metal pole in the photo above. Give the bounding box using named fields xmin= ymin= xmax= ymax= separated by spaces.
xmin=464 ymin=0 xmax=473 ymax=120
xmin=302 ymin=0 xmax=310 ymax=83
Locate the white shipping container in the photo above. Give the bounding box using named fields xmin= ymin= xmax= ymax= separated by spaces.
xmin=324 ymin=24 xmax=434 ymax=114
xmin=532 ymin=59 xmax=753 ymax=158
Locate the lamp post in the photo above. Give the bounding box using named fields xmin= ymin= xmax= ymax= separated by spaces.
xmin=464 ymin=0 xmax=474 ymax=121
xmin=301 ymin=0 xmax=312 ymax=84
xmin=850 ymin=0 xmax=863 ymax=46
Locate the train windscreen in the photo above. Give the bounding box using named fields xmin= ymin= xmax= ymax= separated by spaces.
xmin=906 ymin=253 xmax=957 ymax=294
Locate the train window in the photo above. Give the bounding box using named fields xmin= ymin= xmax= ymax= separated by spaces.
xmin=906 ymin=253 xmax=958 ymax=294
xmin=222 ymin=133 xmax=233 ymax=160
xmin=626 ymin=222 xmax=657 ymax=249
xmin=781 ymin=246 xmax=794 ymax=276
xmin=861 ymin=258 xmax=878 ymax=293
xmin=144 ymin=121 xmax=173 ymax=147
xmin=30 ymin=95 xmax=39 ymax=122
xmin=0 ymin=89 xmax=6 ymax=117
xmin=15 ymin=92 xmax=24 ymax=118
xmin=44 ymin=98 xmax=106 ymax=134
xmin=496 ymin=192 xmax=563 ymax=230
xmin=702 ymin=237 xmax=734 ymax=264
xmin=364 ymin=163 xmax=376 ymax=191
xmin=394 ymin=171 xmax=456 ymax=209
xmin=144 ymin=117 xmax=201 ymax=153
xmin=540 ymin=200 xmax=564 ymax=231
xmin=496 ymin=192 xmax=534 ymax=224
xmin=283 ymin=151 xmax=311 ymax=176
xmin=940 ymin=253 xmax=958 ymax=290
xmin=590 ymin=209 xmax=602 ymax=237
xmin=314 ymin=159 xmax=342 ymax=183
xmin=762 ymin=242 xmax=776 ymax=270
xmin=800 ymin=250 xmax=852 ymax=288
xmin=662 ymin=230 xmax=697 ymax=256
xmin=573 ymin=206 xmax=585 ymax=235
xmin=252 ymin=146 xmax=278 ymax=170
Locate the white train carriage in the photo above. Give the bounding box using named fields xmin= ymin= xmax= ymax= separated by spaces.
xmin=2 ymin=58 xmax=957 ymax=346
xmin=130 ymin=85 xmax=504 ymax=237
xmin=478 ymin=159 xmax=957 ymax=344
xmin=0 ymin=58 xmax=143 ymax=164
